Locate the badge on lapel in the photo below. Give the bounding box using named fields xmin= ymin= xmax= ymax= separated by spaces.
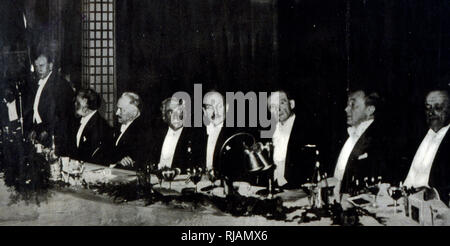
xmin=357 ymin=152 xmax=368 ymax=160
xmin=83 ymin=136 xmax=87 ymax=142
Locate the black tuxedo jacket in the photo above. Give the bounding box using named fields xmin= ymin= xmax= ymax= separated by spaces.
xmin=197 ymin=126 xmax=260 ymax=182
xmin=410 ymin=129 xmax=450 ymax=205
xmin=111 ymin=116 xmax=150 ymax=170
xmin=70 ymin=111 xmax=113 ymax=165
xmin=148 ymin=123 xmax=203 ymax=173
xmin=255 ymin=117 xmax=318 ymax=189
xmin=24 ymin=72 xmax=75 ymax=155
xmin=328 ymin=120 xmax=390 ymax=193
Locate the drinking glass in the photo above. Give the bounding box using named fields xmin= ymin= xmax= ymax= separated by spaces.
xmin=388 ymin=186 xmax=402 ymax=214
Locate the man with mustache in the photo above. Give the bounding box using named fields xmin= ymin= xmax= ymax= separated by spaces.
xmin=403 ymin=89 xmax=450 ymax=205
xmin=71 ymin=88 xmax=112 ymax=164
xmin=149 ymin=97 xmax=202 ymax=173
xmin=200 ymin=90 xmax=252 ymax=182
xmin=110 ymin=92 xmax=149 ymax=170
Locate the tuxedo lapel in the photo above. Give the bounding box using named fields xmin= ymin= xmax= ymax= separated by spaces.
xmin=348 ymin=129 xmax=371 ymax=163
xmin=36 ymin=74 xmax=55 ymax=120
xmin=80 ymin=112 xmax=98 ymax=146
xmin=428 ymin=129 xmax=450 ymax=204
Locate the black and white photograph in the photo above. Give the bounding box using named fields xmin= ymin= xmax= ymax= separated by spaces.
xmin=0 ymin=0 xmax=449 ymax=229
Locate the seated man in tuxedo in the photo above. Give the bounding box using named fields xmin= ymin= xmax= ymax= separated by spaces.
xmin=71 ymin=88 xmax=112 ymax=164
xmin=263 ymin=90 xmax=317 ymax=189
xmin=201 ymin=90 xmax=251 ymax=181
xmin=111 ymin=92 xmax=149 ymax=170
xmin=403 ymin=89 xmax=450 ymax=205
xmin=0 ymin=81 xmax=21 ymax=130
xmin=326 ymin=89 xmax=388 ymax=195
xmin=26 ymin=51 xmax=75 ymax=156
xmin=150 ymin=97 xmax=202 ymax=173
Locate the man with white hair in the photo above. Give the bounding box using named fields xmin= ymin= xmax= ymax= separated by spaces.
xmin=149 ymin=97 xmax=202 ymax=173
xmin=110 ymin=92 xmax=149 ymax=170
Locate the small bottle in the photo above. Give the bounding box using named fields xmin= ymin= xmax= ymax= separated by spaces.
xmin=354 ymin=179 xmax=360 ymax=196
xmin=322 ymin=172 xmax=330 ymax=205
xmin=403 ymin=185 xmax=409 ymax=217
xmin=51 ymin=135 xmax=58 ymax=160
xmin=312 ymin=161 xmax=322 ymax=184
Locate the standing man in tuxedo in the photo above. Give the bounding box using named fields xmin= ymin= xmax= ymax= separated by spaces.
xmin=149 ymin=97 xmax=202 ymax=173
xmin=403 ymin=89 xmax=450 ymax=205
xmin=326 ymin=89 xmax=389 ymax=195
xmin=71 ymin=88 xmax=112 ymax=164
xmin=111 ymin=92 xmax=149 ymax=170
xmin=26 ymin=52 xmax=75 ymax=156
xmin=265 ymin=90 xmax=317 ymax=189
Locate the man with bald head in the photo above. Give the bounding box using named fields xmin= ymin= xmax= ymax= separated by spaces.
xmin=202 ymin=91 xmax=228 ymax=172
xmin=198 ymin=90 xmax=255 ymax=181
xmin=110 ymin=92 xmax=149 ymax=170
xmin=404 ymin=89 xmax=450 ymax=205
xmin=264 ymin=90 xmax=317 ymax=189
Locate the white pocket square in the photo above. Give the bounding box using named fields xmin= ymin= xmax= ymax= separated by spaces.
xmin=358 ymin=153 xmax=368 ymax=160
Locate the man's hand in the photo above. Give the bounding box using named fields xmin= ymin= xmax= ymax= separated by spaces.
xmin=118 ymin=156 xmax=135 ymax=168
xmin=28 ymin=130 xmax=37 ymax=142
xmin=39 ymin=131 xmax=49 ymax=143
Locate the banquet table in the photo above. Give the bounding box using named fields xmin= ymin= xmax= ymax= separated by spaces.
xmin=0 ymin=162 xmax=445 ymax=226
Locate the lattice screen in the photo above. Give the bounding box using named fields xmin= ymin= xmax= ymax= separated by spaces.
xmin=82 ymin=0 xmax=116 ymax=125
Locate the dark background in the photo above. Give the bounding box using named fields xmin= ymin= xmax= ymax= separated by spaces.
xmin=115 ymin=0 xmax=450 ymax=168
xmin=2 ymin=0 xmax=450 ymax=168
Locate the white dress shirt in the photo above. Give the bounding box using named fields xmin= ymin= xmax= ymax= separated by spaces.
xmin=206 ymin=122 xmax=224 ymax=170
xmin=404 ymin=124 xmax=450 ymax=188
xmin=76 ymin=110 xmax=97 ymax=148
xmin=7 ymin=100 xmax=18 ymax=122
xmin=272 ymin=114 xmax=296 ymax=186
xmin=115 ymin=119 xmax=135 ymax=146
xmin=333 ymin=119 xmax=374 ymax=181
xmin=159 ymin=127 xmax=184 ymax=169
xmin=32 ymin=72 xmax=52 ymax=124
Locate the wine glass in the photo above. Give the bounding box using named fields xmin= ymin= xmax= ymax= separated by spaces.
xmin=162 ymin=168 xmax=180 ymax=190
xmin=388 ymin=186 xmax=402 ymax=214
xmin=366 ymin=177 xmax=380 ymax=207
xmin=187 ymin=167 xmax=203 ymax=193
